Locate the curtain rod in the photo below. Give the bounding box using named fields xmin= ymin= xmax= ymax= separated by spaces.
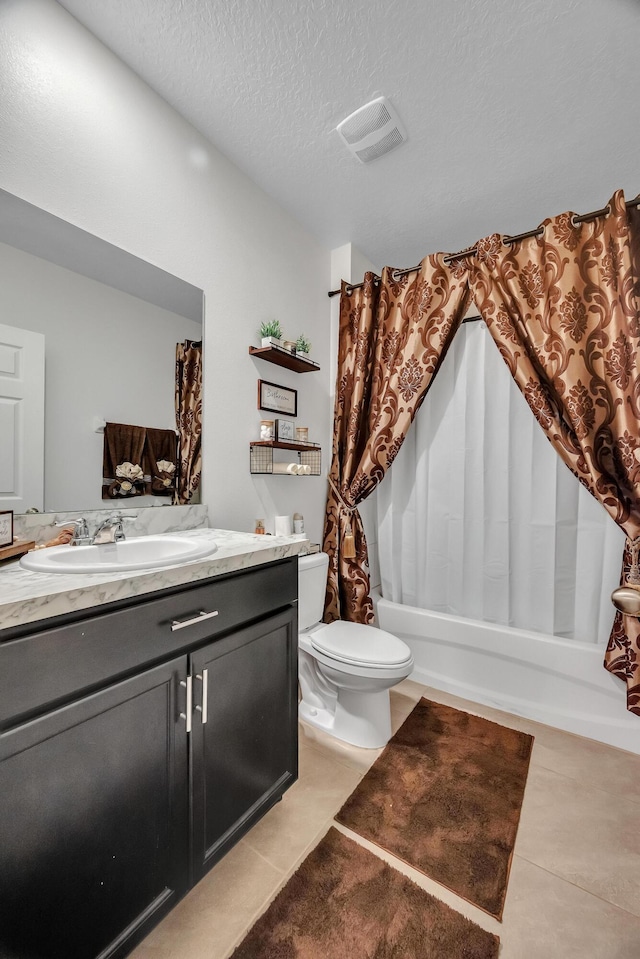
xmin=327 ymin=193 xmax=640 ymax=297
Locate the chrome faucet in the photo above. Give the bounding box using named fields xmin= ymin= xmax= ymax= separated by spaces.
xmin=55 ymin=518 xmax=91 ymax=546
xmin=92 ymin=512 xmax=137 ymax=545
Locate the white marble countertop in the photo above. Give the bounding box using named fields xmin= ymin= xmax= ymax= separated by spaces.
xmin=0 ymin=528 xmax=308 ymax=633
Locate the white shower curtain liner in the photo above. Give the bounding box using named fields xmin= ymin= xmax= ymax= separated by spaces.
xmin=376 ymin=320 xmax=625 ymax=645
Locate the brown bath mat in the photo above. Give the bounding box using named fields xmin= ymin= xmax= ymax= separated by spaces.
xmin=230 ymin=826 xmax=499 ymax=958
xmin=336 ymin=698 xmax=533 ymax=920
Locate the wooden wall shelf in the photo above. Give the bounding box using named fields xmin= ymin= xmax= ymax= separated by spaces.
xmin=249 ymin=345 xmax=320 ymax=373
xmin=250 ymin=440 xmax=320 ymax=452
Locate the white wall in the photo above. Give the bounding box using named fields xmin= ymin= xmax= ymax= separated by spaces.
xmin=0 ymin=241 xmax=202 ymax=511
xmin=0 ymin=0 xmax=331 ymax=542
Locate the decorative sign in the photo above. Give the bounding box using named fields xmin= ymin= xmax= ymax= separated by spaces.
xmin=258 ymin=380 xmax=297 ymax=417
xmin=0 ymin=510 xmax=13 ymax=548
xmin=275 ymin=419 xmax=295 ymax=442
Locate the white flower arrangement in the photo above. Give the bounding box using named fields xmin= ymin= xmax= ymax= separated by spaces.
xmin=156 ymin=460 xmax=176 ymax=487
xmin=109 ymin=461 xmax=146 ymax=498
xmin=116 ymin=462 xmax=145 ymax=481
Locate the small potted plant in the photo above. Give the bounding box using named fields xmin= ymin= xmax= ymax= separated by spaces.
xmin=295 ymin=334 xmax=312 ymax=359
xmin=259 ymin=319 xmax=283 ymax=348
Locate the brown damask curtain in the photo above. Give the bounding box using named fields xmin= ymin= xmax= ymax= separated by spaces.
xmin=175 ymin=340 xmax=203 ymax=505
xmin=465 ymin=190 xmax=640 ymax=715
xmin=323 ymin=260 xmax=470 ymax=623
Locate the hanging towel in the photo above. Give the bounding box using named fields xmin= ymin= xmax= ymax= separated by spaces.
xmin=144 ymin=428 xmax=178 ymax=496
xmin=102 ymin=423 xmax=147 ymax=499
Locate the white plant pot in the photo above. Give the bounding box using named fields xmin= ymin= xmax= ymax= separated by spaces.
xmin=297 ymin=351 xmax=310 ymax=361
xmin=262 ymin=336 xmax=283 ymax=348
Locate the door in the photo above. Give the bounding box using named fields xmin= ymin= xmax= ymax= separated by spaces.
xmin=190 ymin=606 xmax=298 ymax=881
xmin=0 ymin=657 xmax=189 ymax=959
xmin=0 ymin=322 xmax=45 ymax=512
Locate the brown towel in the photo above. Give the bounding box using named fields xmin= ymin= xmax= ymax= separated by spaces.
xmin=102 ymin=423 xmax=147 ymax=499
xmin=144 ymin=428 xmax=178 ymax=496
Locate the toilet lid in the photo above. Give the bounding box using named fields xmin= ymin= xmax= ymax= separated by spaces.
xmin=310 ymin=620 xmax=412 ymax=667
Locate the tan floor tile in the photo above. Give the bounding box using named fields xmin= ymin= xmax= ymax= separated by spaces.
xmin=128 ymin=840 xmax=282 ymax=959
xmin=393 ymin=676 xmax=427 ymax=703
xmin=500 ymin=855 xmax=640 ymax=958
xmin=298 ymin=719 xmax=382 ymax=773
xmin=528 ymin=725 xmax=640 ymax=803
xmin=128 ymin=947 xmax=173 ymax=959
xmin=515 ymin=763 xmax=640 ymax=917
xmin=241 ymin=745 xmax=361 ymax=872
xmin=390 ymin=680 xmax=424 ymax=731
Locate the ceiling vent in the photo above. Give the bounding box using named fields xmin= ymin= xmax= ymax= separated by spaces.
xmin=336 ymin=96 xmax=407 ymax=163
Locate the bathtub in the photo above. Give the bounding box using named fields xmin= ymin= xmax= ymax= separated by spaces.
xmin=373 ymin=589 xmax=639 ymax=755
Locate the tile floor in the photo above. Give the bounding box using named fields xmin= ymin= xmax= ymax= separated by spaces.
xmin=130 ymin=679 xmax=640 ymax=959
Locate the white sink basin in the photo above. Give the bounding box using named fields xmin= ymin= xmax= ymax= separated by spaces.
xmin=19 ymin=535 xmax=218 ymax=574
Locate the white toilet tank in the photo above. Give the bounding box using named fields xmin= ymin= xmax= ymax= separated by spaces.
xmin=298 ymin=551 xmax=330 ymax=631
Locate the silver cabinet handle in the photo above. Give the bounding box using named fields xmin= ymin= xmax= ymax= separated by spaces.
xmin=179 ymin=676 xmax=192 ymax=732
xmin=195 ymin=669 xmax=208 ymax=724
xmin=171 ymin=609 xmax=219 ymax=632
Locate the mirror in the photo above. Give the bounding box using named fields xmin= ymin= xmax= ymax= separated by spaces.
xmin=0 ymin=189 xmax=203 ymax=514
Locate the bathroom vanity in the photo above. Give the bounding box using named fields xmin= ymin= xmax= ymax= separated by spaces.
xmin=0 ymin=529 xmax=303 ymax=959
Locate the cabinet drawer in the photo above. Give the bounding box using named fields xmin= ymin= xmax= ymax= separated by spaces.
xmin=0 ymin=557 xmax=297 ymax=729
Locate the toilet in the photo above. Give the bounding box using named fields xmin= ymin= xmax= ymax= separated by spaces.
xmin=297 ymin=552 xmax=414 ymax=748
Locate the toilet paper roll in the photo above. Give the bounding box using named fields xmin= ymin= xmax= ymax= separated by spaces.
xmin=272 ymin=462 xmax=301 ymax=474
xmin=298 ymin=464 xmax=311 ymax=475
xmin=274 ymin=515 xmax=293 ymax=536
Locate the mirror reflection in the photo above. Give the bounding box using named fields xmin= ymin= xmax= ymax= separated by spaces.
xmin=0 ymin=189 xmax=203 ymax=514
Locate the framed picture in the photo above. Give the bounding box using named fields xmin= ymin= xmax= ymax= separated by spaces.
xmin=275 ymin=418 xmax=295 ymax=442
xmin=0 ymin=510 xmax=13 ymax=548
xmin=258 ymin=379 xmax=297 ymax=417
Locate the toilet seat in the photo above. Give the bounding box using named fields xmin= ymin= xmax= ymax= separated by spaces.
xmin=310 ymin=620 xmax=412 ymax=669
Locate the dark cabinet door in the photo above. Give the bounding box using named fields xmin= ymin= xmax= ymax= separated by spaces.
xmin=190 ymin=606 xmax=298 ymax=881
xmin=0 ymin=658 xmax=189 ymax=959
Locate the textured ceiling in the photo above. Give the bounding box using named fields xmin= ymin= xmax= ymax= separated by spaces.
xmin=57 ymin=0 xmax=640 ymax=270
